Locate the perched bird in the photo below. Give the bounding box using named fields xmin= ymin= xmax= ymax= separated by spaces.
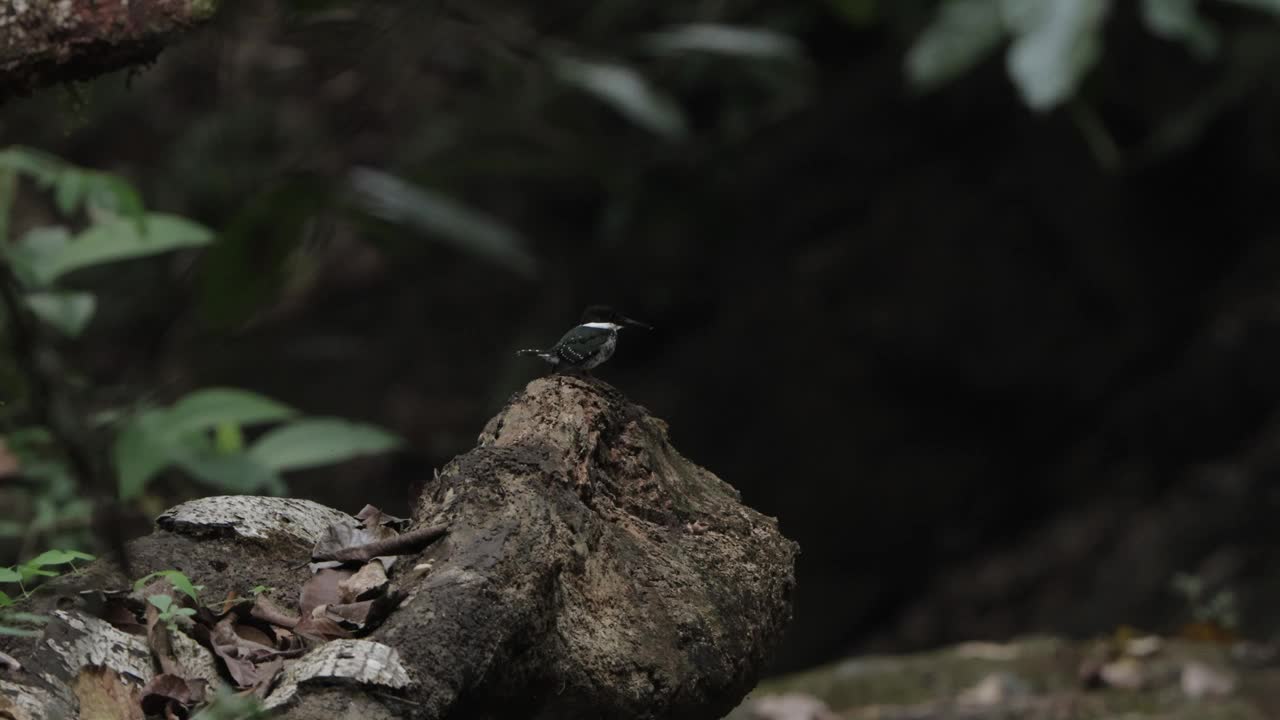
xmin=517 ymin=305 xmax=652 ymax=373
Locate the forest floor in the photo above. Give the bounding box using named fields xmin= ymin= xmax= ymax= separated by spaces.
xmin=729 ymin=633 xmax=1280 ymax=719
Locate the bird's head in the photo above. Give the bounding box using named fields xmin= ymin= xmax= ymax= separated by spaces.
xmin=581 ymin=304 xmax=653 ymax=330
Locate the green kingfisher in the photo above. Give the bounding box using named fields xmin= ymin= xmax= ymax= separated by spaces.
xmin=517 ymin=305 xmax=652 ymax=372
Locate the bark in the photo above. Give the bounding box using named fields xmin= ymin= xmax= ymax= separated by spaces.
xmin=0 ymin=375 xmax=798 ymax=719
xmin=0 ymin=0 xmax=220 ymax=102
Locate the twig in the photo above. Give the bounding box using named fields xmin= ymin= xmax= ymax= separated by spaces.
xmin=312 ymin=524 xmax=449 ymax=562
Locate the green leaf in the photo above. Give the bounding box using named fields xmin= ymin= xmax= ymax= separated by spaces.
xmin=0 ymin=625 xmax=41 ymax=638
xmin=2 ymin=612 xmax=48 ymax=625
xmin=7 ymin=226 xmax=71 ymax=288
xmin=25 ymin=549 xmax=94 ymax=568
xmin=165 ymin=388 xmax=296 ymax=436
xmin=0 ymin=567 xmax=20 ymax=583
xmin=147 ymin=594 xmax=173 ymax=612
xmin=0 ymin=522 xmax=22 ymax=538
xmin=17 ymin=565 xmax=58 ymax=581
xmin=30 ymin=213 xmax=214 ymax=284
xmin=646 ymin=24 xmax=803 ymax=60
xmin=0 ymin=146 xmax=64 ymax=185
xmin=214 ymin=422 xmax=244 ymax=454
xmin=114 ymin=410 xmax=171 ymax=500
xmin=1000 ymin=0 xmax=1110 ymax=111
xmin=248 ymin=417 xmax=403 ymax=472
xmin=0 ymin=591 xmax=12 ymax=607
xmin=136 ymin=570 xmax=202 ymax=601
xmin=84 ymin=174 xmax=145 ymax=221
xmin=1142 ymin=0 xmax=1218 ymax=58
xmin=552 ymin=57 xmax=688 ymax=138
xmin=348 ymin=168 xmax=536 ymax=278
xmin=171 ymin=443 xmax=286 ymax=495
xmin=174 ymin=607 xmax=197 ymax=618
xmin=906 ymin=0 xmax=1005 ymax=92
xmin=53 ymin=170 xmax=85 ymax=215
xmin=25 ymin=291 xmax=96 ymax=337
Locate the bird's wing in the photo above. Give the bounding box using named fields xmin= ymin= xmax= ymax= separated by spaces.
xmin=553 ymin=325 xmax=613 ymax=365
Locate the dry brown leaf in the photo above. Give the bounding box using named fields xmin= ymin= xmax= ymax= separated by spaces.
xmin=354 ymin=504 xmax=409 ymax=531
xmin=233 ymin=623 xmax=275 ymax=649
xmin=140 ymin=673 xmax=205 ymax=716
xmin=102 ymin=599 xmax=147 ymax=636
xmin=209 ymin=616 xmax=281 ymax=689
xmin=294 ymin=611 xmax=352 ymax=642
xmin=299 ymin=568 xmax=354 ymax=617
xmin=338 ymin=560 xmax=388 ymax=603
xmin=249 ymin=594 xmax=299 ymax=629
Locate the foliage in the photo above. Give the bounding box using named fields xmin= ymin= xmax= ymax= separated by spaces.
xmin=1171 ymin=572 xmax=1239 ymax=630
xmin=113 ymin=389 xmax=402 ymax=499
xmin=0 ymin=548 xmax=92 ymax=636
xmin=906 ymin=0 xmax=1280 ymax=111
xmin=134 ymin=569 xmax=204 ymax=602
xmin=0 ymin=149 xmax=405 ymax=555
xmin=190 ymin=687 xmax=272 ymax=720
xmin=147 ymin=592 xmax=197 ymax=633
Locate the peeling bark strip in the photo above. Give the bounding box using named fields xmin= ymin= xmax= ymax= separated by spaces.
xmin=0 ymin=0 xmax=220 ymax=101
xmin=0 ymin=376 xmax=797 ymax=719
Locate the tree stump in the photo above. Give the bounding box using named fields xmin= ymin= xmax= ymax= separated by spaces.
xmin=0 ymin=375 xmax=798 ymax=719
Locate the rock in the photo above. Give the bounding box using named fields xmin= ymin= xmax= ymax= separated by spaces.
xmin=1181 ymin=660 xmax=1236 ymax=699
xmin=736 ymin=693 xmax=840 ymax=720
xmin=957 ymin=671 xmax=1032 ymax=706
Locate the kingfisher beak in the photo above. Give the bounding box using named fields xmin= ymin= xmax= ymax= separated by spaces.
xmin=619 ymin=315 xmax=653 ymax=330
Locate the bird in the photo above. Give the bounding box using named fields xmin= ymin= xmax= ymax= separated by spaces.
xmin=517 ymin=305 xmax=652 ymax=373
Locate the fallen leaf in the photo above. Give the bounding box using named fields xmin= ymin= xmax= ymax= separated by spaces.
xmin=140 ymin=673 xmax=205 ymax=716
xmin=209 ymin=616 xmax=282 ymax=689
xmin=355 ymin=504 xmax=409 ymax=531
xmin=233 ymin=623 xmax=275 ymax=648
xmin=299 ymin=568 xmax=353 ymax=617
xmin=339 ymin=560 xmax=388 ymax=603
xmin=294 ymin=611 xmax=352 ymax=642
xmin=1182 ymin=660 xmax=1236 ymax=699
xmin=249 ymin=594 xmax=299 ymax=629
xmin=101 ymin=599 xmax=147 ymax=636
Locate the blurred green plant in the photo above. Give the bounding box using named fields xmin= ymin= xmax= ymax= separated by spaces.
xmin=1172 ymin=571 xmax=1240 ymax=631
xmin=190 ymin=687 xmax=272 ymax=720
xmin=0 ymin=147 xmax=404 ymax=556
xmin=113 ymin=388 xmax=401 ymax=499
xmin=906 ymin=0 xmax=1280 ymax=111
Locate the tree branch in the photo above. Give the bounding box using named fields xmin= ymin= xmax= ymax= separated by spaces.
xmin=0 ymin=0 xmax=221 ymax=103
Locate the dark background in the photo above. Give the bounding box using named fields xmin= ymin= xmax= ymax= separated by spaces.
xmin=5 ymin=0 xmax=1280 ymax=675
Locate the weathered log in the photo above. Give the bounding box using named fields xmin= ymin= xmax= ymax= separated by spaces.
xmin=0 ymin=0 xmax=220 ymax=102
xmin=0 ymin=375 xmax=797 ymax=719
